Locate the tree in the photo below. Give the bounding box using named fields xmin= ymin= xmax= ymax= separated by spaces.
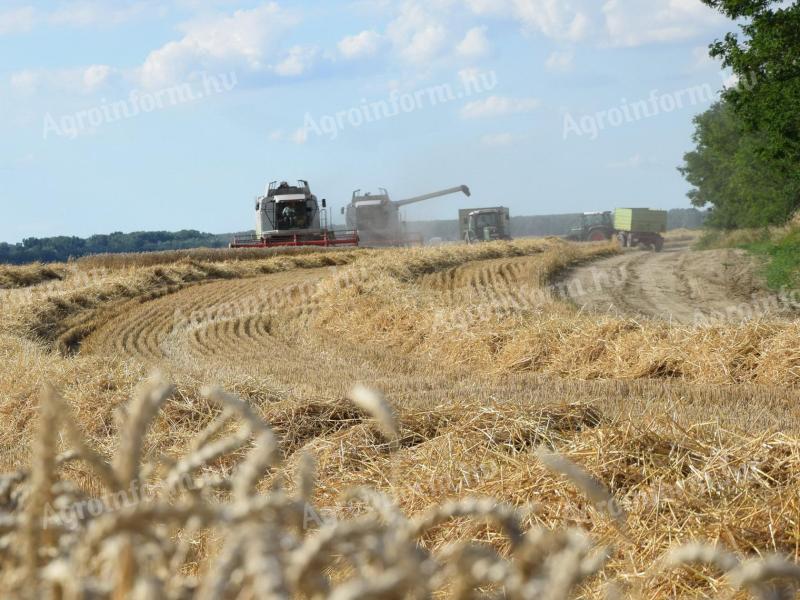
xmin=682 ymin=0 xmax=800 ymax=227
xmin=680 ymin=102 xmax=796 ymax=228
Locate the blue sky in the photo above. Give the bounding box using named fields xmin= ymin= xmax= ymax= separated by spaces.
xmin=0 ymin=0 xmax=736 ymax=243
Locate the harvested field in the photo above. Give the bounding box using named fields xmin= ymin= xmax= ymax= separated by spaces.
xmin=1 ymin=238 xmax=799 ymax=599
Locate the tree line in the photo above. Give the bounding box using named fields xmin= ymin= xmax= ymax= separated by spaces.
xmin=681 ymin=0 xmax=799 ymax=229
xmin=0 ymin=230 xmax=230 ymax=264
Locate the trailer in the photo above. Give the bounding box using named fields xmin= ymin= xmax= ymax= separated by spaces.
xmin=614 ymin=208 xmax=667 ymax=252
xmin=566 ymin=208 xmax=667 ymax=252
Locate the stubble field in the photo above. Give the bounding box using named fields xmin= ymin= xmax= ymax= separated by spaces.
xmin=0 ymin=238 xmax=798 ymax=599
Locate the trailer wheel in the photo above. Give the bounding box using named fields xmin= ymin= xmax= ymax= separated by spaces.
xmin=654 ymin=238 xmax=664 ymax=252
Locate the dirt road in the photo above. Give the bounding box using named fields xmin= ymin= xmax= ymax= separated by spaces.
xmin=559 ymin=244 xmax=794 ymax=324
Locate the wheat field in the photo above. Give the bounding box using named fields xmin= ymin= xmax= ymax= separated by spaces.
xmin=0 ymin=238 xmax=799 ymax=599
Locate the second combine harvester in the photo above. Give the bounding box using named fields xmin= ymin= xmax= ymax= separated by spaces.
xmin=344 ymin=185 xmax=471 ymax=247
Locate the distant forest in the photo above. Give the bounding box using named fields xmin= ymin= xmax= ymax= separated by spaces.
xmin=0 ymin=208 xmax=706 ymax=264
xmin=0 ymin=230 xmax=231 ymax=265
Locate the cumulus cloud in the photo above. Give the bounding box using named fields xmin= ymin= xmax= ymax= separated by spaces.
xmin=607 ymin=154 xmax=660 ymax=169
xmin=288 ymin=127 xmax=308 ymax=144
xmin=545 ymin=50 xmax=574 ymax=72
xmin=338 ymin=30 xmax=383 ymax=59
xmin=47 ymin=1 xmax=160 ymax=28
xmin=691 ymin=45 xmax=720 ymax=71
xmin=82 ymin=64 xmax=113 ymax=91
xmin=511 ymin=0 xmax=591 ymax=41
xmin=481 ymin=132 xmax=521 ymax=146
xmin=0 ymin=2 xmax=157 ymax=35
xmin=460 ymin=95 xmax=540 ymax=119
xmin=138 ymin=3 xmax=300 ymax=88
xmin=0 ymin=6 xmax=36 ymax=35
xmin=602 ymin=0 xmax=724 ymax=47
xmin=9 ymin=70 xmax=38 ymax=93
xmin=9 ymin=65 xmax=116 ymax=94
xmin=386 ymin=2 xmax=450 ymax=63
xmin=456 ymin=26 xmax=490 ymax=59
xmin=274 ymin=45 xmax=317 ymax=76
xmin=462 ymin=0 xmax=722 ymax=47
xmin=268 ymin=128 xmax=308 ymax=144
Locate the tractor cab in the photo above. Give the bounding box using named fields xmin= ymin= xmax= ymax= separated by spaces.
xmin=567 ymin=211 xmax=614 ymax=242
xmin=582 ymin=211 xmax=613 ymax=229
xmin=465 ymin=208 xmax=511 ymax=243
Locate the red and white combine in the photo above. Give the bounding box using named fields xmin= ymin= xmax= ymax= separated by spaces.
xmin=230 ymin=180 xmax=359 ymax=249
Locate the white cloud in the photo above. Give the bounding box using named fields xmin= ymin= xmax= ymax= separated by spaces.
xmin=456 ymin=26 xmax=490 ymax=59
xmin=481 ymin=132 xmax=521 ymax=146
xmin=338 ymin=30 xmax=383 ymax=59
xmin=275 ymin=45 xmax=317 ymax=76
xmin=82 ymin=64 xmax=113 ymax=91
xmin=460 ymin=95 xmax=540 ymax=119
xmin=511 ymin=0 xmax=591 ymax=41
xmin=0 ymin=6 xmax=36 ymax=35
xmin=289 ymin=127 xmax=308 ymax=144
xmin=462 ymin=0 xmax=722 ymax=47
xmin=545 ymin=49 xmax=574 ymax=72
xmin=269 ymin=128 xmax=308 ymax=144
xmin=0 ymin=2 xmax=158 ymax=35
xmin=138 ymin=3 xmax=300 ymax=88
xmin=607 ymin=154 xmax=660 ymax=169
xmin=9 ymin=65 xmax=115 ymax=94
xmin=386 ymin=3 xmax=450 ymax=64
xmin=602 ymin=0 xmax=724 ymax=47
xmin=48 ymin=1 xmax=159 ymax=28
xmin=9 ymin=70 xmax=38 ymax=93
xmin=402 ymin=24 xmax=448 ymax=62
xmin=691 ymin=45 xmax=720 ymax=71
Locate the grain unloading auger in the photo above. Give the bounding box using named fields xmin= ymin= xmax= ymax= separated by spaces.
xmin=344 ymin=185 xmax=471 ymax=247
xmin=230 ymin=180 xmax=359 ymax=249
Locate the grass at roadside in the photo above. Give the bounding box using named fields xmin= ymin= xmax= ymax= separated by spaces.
xmin=743 ymin=227 xmax=800 ymax=290
xmin=696 ymin=217 xmax=800 ymax=291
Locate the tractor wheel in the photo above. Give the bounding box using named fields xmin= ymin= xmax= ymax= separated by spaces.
xmin=588 ymin=230 xmax=609 ymax=242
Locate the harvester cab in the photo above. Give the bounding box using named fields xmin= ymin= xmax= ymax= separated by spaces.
xmin=257 ymin=180 xmax=320 ymax=235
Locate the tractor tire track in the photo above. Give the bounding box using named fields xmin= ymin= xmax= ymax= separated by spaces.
xmin=558 ymin=247 xmax=794 ymax=324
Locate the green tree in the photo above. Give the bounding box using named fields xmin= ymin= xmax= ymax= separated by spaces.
xmin=703 ymin=0 xmax=800 ymax=161
xmin=680 ymin=102 xmax=795 ymax=228
xmin=683 ymin=0 xmax=800 ymax=227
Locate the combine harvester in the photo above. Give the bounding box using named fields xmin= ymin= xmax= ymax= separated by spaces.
xmin=230 ymin=180 xmax=359 ymax=248
xmin=344 ymin=185 xmax=471 ymax=247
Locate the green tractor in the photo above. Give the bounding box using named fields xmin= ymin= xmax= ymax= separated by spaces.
xmin=460 ymin=207 xmax=512 ymax=244
xmin=566 ymin=211 xmax=616 ymax=243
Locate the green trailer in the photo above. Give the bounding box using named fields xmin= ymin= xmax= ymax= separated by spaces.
xmin=613 ymin=208 xmax=667 ymax=234
xmin=613 ymin=208 xmax=666 ymax=251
